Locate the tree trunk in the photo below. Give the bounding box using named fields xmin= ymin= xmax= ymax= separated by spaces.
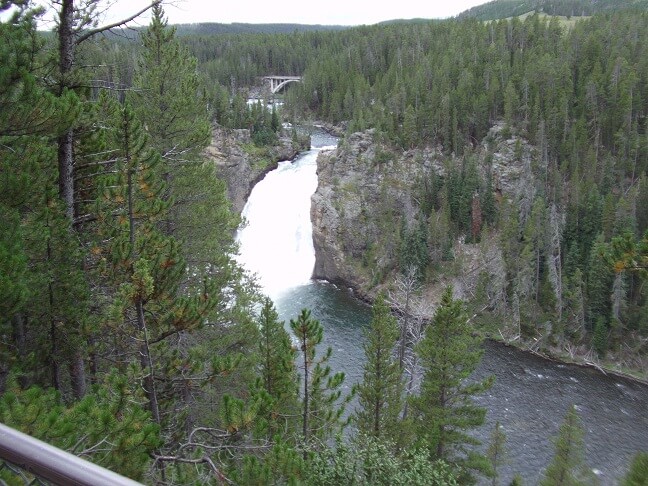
xmin=69 ymin=351 xmax=87 ymax=399
xmin=57 ymin=0 xmax=88 ymax=399
xmin=302 ymin=341 xmax=309 ymax=445
xmin=398 ymin=291 xmax=411 ymax=371
xmin=57 ymin=0 xmax=75 ymax=220
xmin=127 ymin=158 xmax=161 ymax=424
xmin=12 ymin=313 xmax=26 ymax=359
xmin=57 ymin=131 xmax=75 ymax=221
xmin=137 ymin=298 xmax=161 ymax=425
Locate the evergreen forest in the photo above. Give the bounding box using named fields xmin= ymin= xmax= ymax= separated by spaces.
xmin=1 ymin=0 xmax=648 ymax=484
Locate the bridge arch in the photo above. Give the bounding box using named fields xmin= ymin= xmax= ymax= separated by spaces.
xmin=264 ymin=75 xmax=302 ymax=94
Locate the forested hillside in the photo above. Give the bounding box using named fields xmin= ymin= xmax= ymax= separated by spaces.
xmin=459 ymin=0 xmax=648 ymax=20
xmin=177 ymin=6 xmax=648 ymax=374
xmin=174 ymin=22 xmax=347 ymax=35
xmin=273 ymin=12 xmax=648 ymax=371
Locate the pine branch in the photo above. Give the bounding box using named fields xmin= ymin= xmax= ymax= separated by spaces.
xmin=75 ymin=1 xmax=162 ymax=45
xmin=153 ymin=454 xmax=233 ymax=484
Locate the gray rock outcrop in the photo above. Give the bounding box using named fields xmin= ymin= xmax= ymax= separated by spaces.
xmin=206 ymin=126 xmax=304 ymax=215
xmin=310 ymin=124 xmax=537 ymax=304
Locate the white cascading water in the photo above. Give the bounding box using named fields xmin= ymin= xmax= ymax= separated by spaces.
xmin=236 ymin=146 xmax=333 ymax=299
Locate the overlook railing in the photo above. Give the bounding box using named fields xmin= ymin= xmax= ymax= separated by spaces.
xmin=0 ymin=423 xmax=142 ymax=486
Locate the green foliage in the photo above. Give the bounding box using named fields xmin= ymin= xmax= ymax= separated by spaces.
xmin=131 ymin=5 xmax=210 ymax=163
xmin=256 ymin=297 xmax=299 ymax=438
xmin=355 ymin=293 xmax=403 ymax=442
xmin=459 ymin=0 xmax=648 ymax=21
xmin=592 ymin=317 xmax=608 ymax=357
xmin=0 ymin=5 xmax=79 ymax=138
xmin=540 ymin=405 xmax=597 ymax=486
xmin=509 ymin=475 xmax=524 ymax=485
xmin=290 ymin=309 xmax=352 ymax=443
xmin=0 ymin=374 xmax=160 ymax=479
xmin=587 ymin=235 xmax=614 ymax=329
xmin=612 ymin=231 xmax=648 ymax=279
xmin=305 ymin=436 xmax=458 ymax=486
xmin=249 ymin=101 xmax=281 ymax=146
xmin=399 ymin=218 xmax=429 ymax=278
xmin=623 ymin=452 xmax=648 ymax=486
xmin=130 ymin=8 xmax=243 ymax=337
xmin=411 ymin=287 xmax=494 ymax=483
xmin=0 ymin=1 xmax=86 ymax=394
xmin=234 ymin=441 xmax=305 ymax=485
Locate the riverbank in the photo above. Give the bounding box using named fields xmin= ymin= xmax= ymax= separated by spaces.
xmin=324 ymin=269 xmax=648 ymax=386
xmin=307 ymin=124 xmax=648 ymax=387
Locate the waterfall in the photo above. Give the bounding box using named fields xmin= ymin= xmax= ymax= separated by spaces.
xmin=237 ymin=146 xmax=327 ymax=299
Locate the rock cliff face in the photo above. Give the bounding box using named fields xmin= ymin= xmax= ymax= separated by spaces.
xmin=205 ymin=126 xmax=304 ymax=215
xmin=310 ymin=123 xmax=537 ymax=304
xmin=311 ymin=129 xmax=438 ymax=294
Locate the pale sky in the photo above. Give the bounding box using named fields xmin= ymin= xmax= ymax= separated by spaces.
xmin=29 ymin=0 xmax=488 ymax=28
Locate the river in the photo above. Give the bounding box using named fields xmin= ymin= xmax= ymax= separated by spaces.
xmin=236 ymin=130 xmax=648 ymax=485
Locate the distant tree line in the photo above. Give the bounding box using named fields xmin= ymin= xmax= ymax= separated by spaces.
xmin=459 ymin=0 xmax=648 ymax=20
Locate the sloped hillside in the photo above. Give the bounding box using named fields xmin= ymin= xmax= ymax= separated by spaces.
xmin=459 ymin=0 xmax=648 ymax=20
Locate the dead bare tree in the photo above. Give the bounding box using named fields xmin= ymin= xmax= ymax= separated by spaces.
xmin=548 ymin=203 xmax=565 ymax=322
xmin=388 ymin=265 xmax=420 ymax=372
xmin=387 ymin=265 xmax=435 ymax=421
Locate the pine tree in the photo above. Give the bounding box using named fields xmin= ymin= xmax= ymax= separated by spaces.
xmin=410 ymin=287 xmax=494 ymax=483
xmin=131 ymin=5 xmax=210 ymax=165
xmin=504 ymin=81 xmax=520 ymax=129
xmin=24 ymin=192 xmax=92 ymax=395
xmin=96 ymin=102 xmax=178 ymax=425
xmin=0 ymin=3 xmax=86 ymax=396
xmin=586 ymin=234 xmax=614 ymax=330
xmin=305 ymin=436 xmax=459 ymax=485
xmin=290 ymin=309 xmax=350 ymax=447
xmin=540 ymin=405 xmax=596 ymax=486
xmin=471 ymin=192 xmax=483 ymax=243
xmin=0 ymin=373 xmax=160 ymax=480
xmin=563 ymin=268 xmax=587 ymax=341
xmin=355 ymin=293 xmax=403 ymax=442
xmin=592 ymin=317 xmax=608 ymax=357
xmin=256 ymin=297 xmax=299 ymax=438
xmin=48 ymin=0 xmax=160 ymax=401
xmin=130 ymin=4 xmax=240 ymax=288
xmin=520 ymin=197 xmax=547 ymax=304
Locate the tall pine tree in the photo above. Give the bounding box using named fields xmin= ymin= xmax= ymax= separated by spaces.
xmin=290 ymin=309 xmax=350 ymax=448
xmin=256 ymin=297 xmax=299 ymax=439
xmin=355 ymin=293 xmax=403 ymax=443
xmin=410 ymin=287 xmax=494 ymax=483
xmin=540 ymin=405 xmax=596 ymax=486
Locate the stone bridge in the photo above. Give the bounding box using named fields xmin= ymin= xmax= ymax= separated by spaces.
xmin=263 ymin=75 xmax=302 ymax=94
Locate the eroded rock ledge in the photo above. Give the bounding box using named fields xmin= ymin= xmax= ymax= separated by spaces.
xmin=206 ymin=126 xmax=306 ymax=215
